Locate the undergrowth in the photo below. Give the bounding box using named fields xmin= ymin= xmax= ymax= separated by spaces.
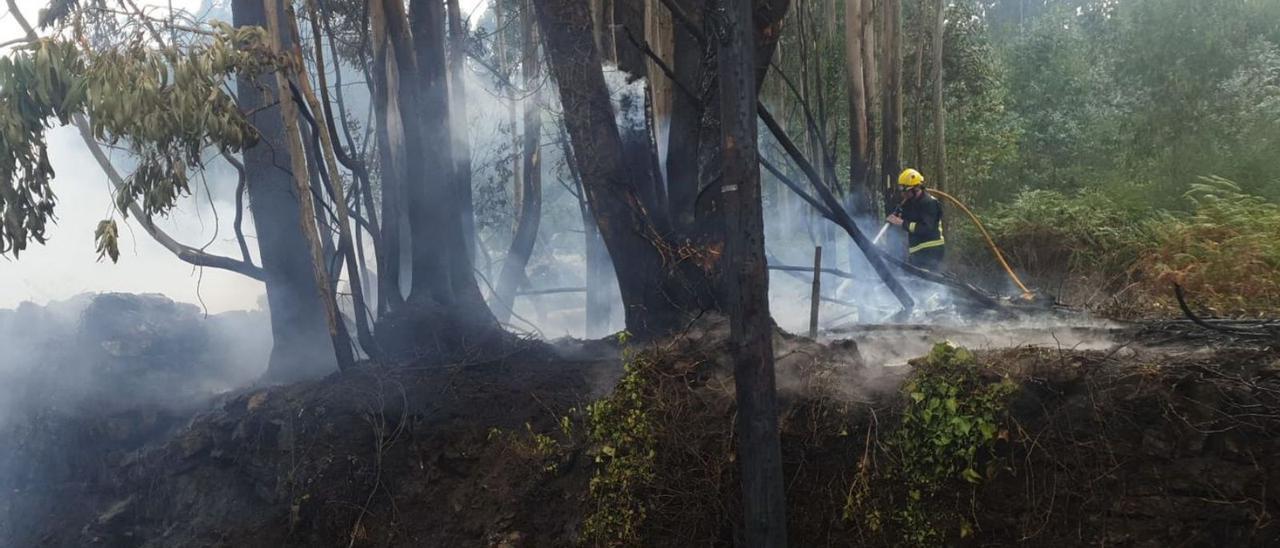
xmin=1133 ymin=177 xmax=1280 ymax=316
xmin=581 ymin=332 xmax=657 ymax=546
xmin=845 ymin=342 xmax=1016 ymax=545
xmin=949 ymin=178 xmax=1280 ymax=316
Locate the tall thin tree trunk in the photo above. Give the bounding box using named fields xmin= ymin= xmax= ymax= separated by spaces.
xmin=797 ymin=0 xmax=815 ymax=166
xmin=931 ymin=0 xmax=946 ymax=190
xmin=590 ymin=0 xmax=605 ymax=55
xmin=912 ymin=24 xmax=926 ymax=169
xmin=263 ymin=0 xmax=355 ymax=371
xmin=603 ymin=0 xmax=618 ymax=63
xmin=496 ymin=0 xmax=523 ymax=227
xmin=297 ymin=1 xmax=382 ymax=360
xmin=879 ymin=0 xmax=903 ymax=210
xmin=233 ymin=0 xmax=337 ymax=381
xmin=845 ymin=0 xmax=871 ymax=217
xmin=447 ymin=0 xmax=477 ymax=260
xmin=862 ymin=0 xmax=879 ymax=210
xmin=719 ymin=0 xmax=787 ymax=544
xmin=559 ymin=123 xmax=614 ymax=337
xmin=494 ymin=0 xmax=544 ymax=324
xmin=644 ymin=0 xmax=674 ymax=181
xmin=664 ymin=0 xmax=704 ymax=232
xmin=370 ymin=0 xmax=406 ymax=309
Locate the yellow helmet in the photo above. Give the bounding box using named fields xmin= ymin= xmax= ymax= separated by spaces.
xmin=898 ymin=168 xmax=925 ymax=187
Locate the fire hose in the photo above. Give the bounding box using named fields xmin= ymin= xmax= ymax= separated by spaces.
xmin=873 ymin=189 xmax=1036 ymax=301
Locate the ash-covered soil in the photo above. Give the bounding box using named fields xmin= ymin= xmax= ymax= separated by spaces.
xmin=4 ymin=314 xmax=1279 ymax=547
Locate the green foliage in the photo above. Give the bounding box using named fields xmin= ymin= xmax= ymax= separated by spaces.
xmin=949 ymin=189 xmax=1153 ymax=289
xmin=582 ymin=332 xmax=657 ymax=547
xmin=487 ymin=422 xmax=564 ymax=472
xmin=1136 ymin=177 xmax=1280 ymax=314
xmin=986 ymin=0 xmax=1280 ymax=209
xmin=841 ymin=343 xmax=1015 ymax=545
xmin=898 ymin=344 xmax=1013 ymax=487
xmin=950 ymin=178 xmax=1280 ymax=315
xmin=941 ymin=1 xmax=1021 ymax=202
xmin=891 ymin=342 xmax=1015 ymax=544
xmin=0 ymin=26 xmax=282 ymax=259
xmin=0 ymin=39 xmax=85 ymax=256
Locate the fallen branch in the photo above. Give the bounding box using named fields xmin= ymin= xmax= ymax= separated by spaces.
xmin=1174 ymin=284 xmax=1278 ymax=341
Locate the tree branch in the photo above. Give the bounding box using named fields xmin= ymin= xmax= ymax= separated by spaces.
xmin=224 ymin=153 xmax=255 ymax=266
xmin=74 ymin=116 xmax=266 ymax=281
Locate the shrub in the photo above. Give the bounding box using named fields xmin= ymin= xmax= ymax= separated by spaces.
xmin=946 ymin=189 xmax=1151 ymax=295
xmin=1134 ymin=177 xmax=1280 ymax=315
xmin=947 ymin=179 xmax=1280 ymax=316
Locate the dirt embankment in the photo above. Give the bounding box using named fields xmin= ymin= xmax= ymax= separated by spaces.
xmin=16 ymin=319 xmax=1280 ymax=547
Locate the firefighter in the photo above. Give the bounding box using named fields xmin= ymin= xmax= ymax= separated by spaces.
xmin=886 ymin=168 xmax=945 ymax=271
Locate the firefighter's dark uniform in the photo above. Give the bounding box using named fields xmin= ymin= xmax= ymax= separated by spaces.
xmin=900 ymin=191 xmax=945 ymax=271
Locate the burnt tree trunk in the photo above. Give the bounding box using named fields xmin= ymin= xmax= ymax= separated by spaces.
xmin=399 ymin=0 xmax=451 ymax=303
xmin=691 ymin=0 xmax=789 ymax=304
xmin=234 ymin=0 xmax=338 ymax=382
xmin=719 ymin=0 xmax=787 ymax=544
xmin=369 ymin=0 xmax=406 ymax=310
xmin=362 ymin=0 xmax=501 ymax=358
xmin=535 ymin=0 xmax=790 ymax=338
xmin=494 ymin=1 xmax=544 ymax=324
xmin=534 ymin=0 xmax=705 ymax=338
xmin=664 ymin=0 xmax=704 ymax=232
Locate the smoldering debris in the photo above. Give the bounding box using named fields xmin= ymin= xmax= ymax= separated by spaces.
xmin=0 ymin=292 xmax=271 ymax=422
xmin=0 ymin=292 xmax=272 ymax=546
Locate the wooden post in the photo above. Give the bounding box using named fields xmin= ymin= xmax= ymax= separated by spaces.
xmin=809 ymin=246 xmax=822 ymax=338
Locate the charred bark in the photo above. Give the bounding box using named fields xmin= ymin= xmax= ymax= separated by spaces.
xmin=365 ymin=0 xmax=502 ymax=360
xmin=690 ymin=0 xmax=790 ymax=303
xmin=533 ymin=0 xmax=707 ymax=337
xmin=401 ymin=0 xmax=454 ymax=303
xmin=369 ymin=0 xmax=406 ymax=311
xmin=663 ymin=0 xmax=704 ymax=231
xmin=719 ymin=0 xmax=787 ymax=544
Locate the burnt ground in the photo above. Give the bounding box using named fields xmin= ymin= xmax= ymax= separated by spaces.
xmin=5 ymin=317 xmax=1280 ymax=547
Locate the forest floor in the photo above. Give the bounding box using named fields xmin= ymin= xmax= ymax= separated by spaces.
xmin=7 ymin=313 xmax=1280 ymax=547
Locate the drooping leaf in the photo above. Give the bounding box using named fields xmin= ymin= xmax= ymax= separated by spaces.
xmin=94 ymin=218 xmax=119 ymax=263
